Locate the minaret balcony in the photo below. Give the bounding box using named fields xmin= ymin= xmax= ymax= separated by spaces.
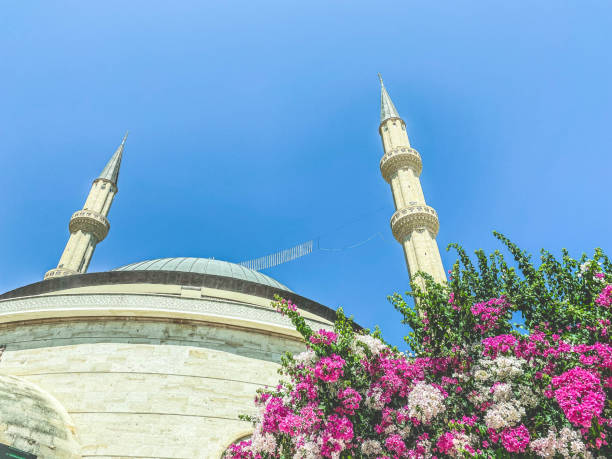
xmin=390 ymin=205 xmax=439 ymax=242
xmin=69 ymin=210 xmax=110 ymax=242
xmin=380 ymin=146 xmax=423 ymax=182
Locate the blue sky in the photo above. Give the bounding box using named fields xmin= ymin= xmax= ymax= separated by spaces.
xmin=1 ymin=1 xmax=610 ymax=348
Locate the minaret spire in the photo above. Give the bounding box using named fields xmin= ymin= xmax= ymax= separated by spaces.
xmin=99 ymin=131 xmax=127 ymax=185
xmin=44 ymin=134 xmax=128 ymax=279
xmin=378 ymin=73 xmax=400 ymax=123
xmin=377 ymin=77 xmax=446 ymax=285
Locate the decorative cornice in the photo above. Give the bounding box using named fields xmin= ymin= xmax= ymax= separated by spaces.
xmin=390 ymin=205 xmax=439 ymax=242
xmin=0 ymin=293 xmax=333 ymax=334
xmin=380 ymin=146 xmax=422 ymax=182
xmin=0 ymin=270 xmax=346 ymax=327
xmin=69 ymin=210 xmax=110 ymax=242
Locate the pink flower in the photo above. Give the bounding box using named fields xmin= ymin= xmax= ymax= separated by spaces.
xmin=261 ymin=396 xmax=290 ymax=433
xmin=276 ymin=298 xmax=298 ymax=315
xmin=385 ymin=434 xmax=406 ymax=455
xmin=314 ymin=354 xmax=345 ymax=383
xmin=436 ymin=432 xmax=455 ymax=454
xmin=337 ymin=387 xmax=362 ymax=415
xmin=471 ymin=296 xmax=510 ymax=334
xmin=595 ymin=284 xmax=612 ymax=307
xmin=309 ymin=329 xmax=339 ymax=345
xmin=295 ymin=374 xmax=318 ymax=400
xmin=482 ymin=334 xmax=518 ymax=357
xmin=326 ymin=414 xmax=354 ymax=441
xmin=450 ymin=415 xmax=477 ymax=427
xmin=225 ymin=439 xmax=255 ymax=458
xmin=552 ymin=367 xmax=605 ymax=428
xmin=279 ymin=412 xmax=305 ymax=435
xmin=500 ymin=425 xmax=529 ymax=453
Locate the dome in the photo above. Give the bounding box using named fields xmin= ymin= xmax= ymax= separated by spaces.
xmin=0 ymin=375 xmax=82 ymax=458
xmin=113 ymin=257 xmax=291 ymax=292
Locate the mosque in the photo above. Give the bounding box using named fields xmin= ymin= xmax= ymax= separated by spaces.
xmin=0 ymin=78 xmax=446 ymax=458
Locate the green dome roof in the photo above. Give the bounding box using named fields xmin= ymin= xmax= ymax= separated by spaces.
xmin=113 ymin=257 xmax=291 ymax=292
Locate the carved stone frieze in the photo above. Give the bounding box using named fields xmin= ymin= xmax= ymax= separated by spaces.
xmin=69 ymin=210 xmax=110 ymax=241
xmin=379 ymin=146 xmax=423 ymax=182
xmin=390 ymin=205 xmax=439 ymax=242
xmin=0 ymin=293 xmax=332 ymax=331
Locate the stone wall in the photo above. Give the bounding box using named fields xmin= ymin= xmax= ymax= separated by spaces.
xmin=0 ymin=317 xmax=305 ymax=458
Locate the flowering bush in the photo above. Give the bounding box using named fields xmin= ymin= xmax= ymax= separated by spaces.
xmin=225 ymin=234 xmax=611 ymax=458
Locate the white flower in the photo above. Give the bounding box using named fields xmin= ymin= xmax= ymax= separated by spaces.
xmin=450 ymin=432 xmax=474 ymax=458
xmin=579 ymin=260 xmax=604 ymax=282
xmin=365 ymin=387 xmax=385 ymax=410
xmin=250 ymin=427 xmax=277 ymax=454
xmin=570 ymin=440 xmax=586 ymax=454
xmin=492 ymin=382 xmax=512 ymax=402
xmin=294 ymin=439 xmax=322 ymax=459
xmin=477 ymin=356 xmax=526 ymax=381
xmin=398 ymin=425 xmax=411 ymax=438
xmin=407 ymin=382 xmax=446 ymax=424
xmin=361 ymin=439 xmax=383 ymax=456
xmin=529 ymin=427 xmax=589 ymax=458
xmin=453 ymin=371 xmax=470 ymax=382
xmin=559 ymin=427 xmax=588 ymax=458
xmin=293 ymin=349 xmax=316 ymax=366
xmin=517 ymin=385 xmax=539 ymax=408
xmin=468 ymin=387 xmax=488 ymax=406
xmin=484 ymin=401 xmax=525 ymax=429
xmin=580 ymin=261 xmax=591 ymax=275
xmin=529 ymin=429 xmax=557 ymax=458
xmin=353 ymin=334 xmax=388 ymax=355
xmin=495 ymin=356 xmax=526 ymax=380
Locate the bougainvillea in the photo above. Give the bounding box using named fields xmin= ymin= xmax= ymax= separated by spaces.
xmin=225 ymin=233 xmax=611 ymax=458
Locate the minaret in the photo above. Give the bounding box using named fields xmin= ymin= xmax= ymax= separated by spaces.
xmin=44 ymin=133 xmax=127 ymax=279
xmin=378 ymin=75 xmax=446 ymax=284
